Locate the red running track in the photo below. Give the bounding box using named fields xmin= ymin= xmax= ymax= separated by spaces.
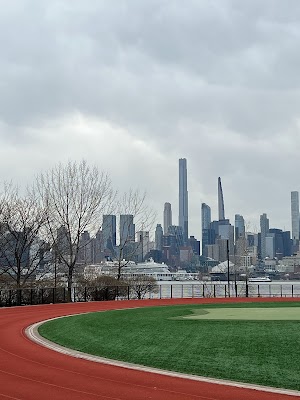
xmin=0 ymin=297 xmax=299 ymax=400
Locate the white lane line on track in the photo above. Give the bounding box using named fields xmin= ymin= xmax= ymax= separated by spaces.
xmin=27 ymin=318 xmax=300 ymax=398
xmin=0 ymin=327 xmax=214 ymax=400
xmin=0 ymin=368 xmax=123 ymax=400
xmin=0 ymin=394 xmax=22 ymax=400
xmin=0 ymin=365 xmax=216 ymax=400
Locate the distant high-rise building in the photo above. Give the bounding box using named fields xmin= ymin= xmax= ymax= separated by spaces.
xmin=282 ymin=231 xmax=293 ymax=257
xmin=218 ymin=220 xmax=234 ymax=257
xmin=246 ymin=233 xmax=255 ymax=247
xmin=268 ymin=229 xmax=283 ymax=259
xmin=235 ymin=214 xmax=245 ymax=241
xmin=291 ymin=191 xmax=299 ymax=242
xmin=260 ymin=213 xmax=269 ymax=259
xmin=78 ymin=230 xmax=92 ymax=263
xmin=210 ymin=220 xmax=220 ymax=238
xmin=265 ymin=234 xmax=275 ymax=258
xmin=216 ymin=238 xmax=230 ymax=262
xmin=179 ymin=158 xmax=188 ymax=244
xmin=206 ymin=244 xmax=220 ymax=261
xmin=267 ymin=229 xmax=293 ymax=258
xmin=56 ymin=226 xmax=70 ymax=256
xmin=163 ymin=202 xmax=172 ymax=234
xmin=102 ymin=215 xmax=116 ymax=249
xmin=235 ymin=236 xmax=247 ymax=258
xmin=201 ymin=203 xmax=211 ymax=230
xmin=201 ymin=203 xmax=212 ymax=256
xmin=120 ymin=215 xmax=135 ymax=246
xmin=218 ymin=177 xmax=225 ymax=221
xmin=188 ymin=236 xmax=200 ymax=255
xmin=168 ymin=225 xmax=184 ymax=254
xmin=155 ymin=224 xmax=163 ymax=251
xmin=136 ymin=231 xmax=150 ymax=261
xmin=201 ymin=227 xmax=216 ymax=256
xmin=93 ymin=230 xmax=103 ymax=262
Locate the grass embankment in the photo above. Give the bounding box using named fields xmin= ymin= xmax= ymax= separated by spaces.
xmin=39 ymin=302 xmax=300 ymax=390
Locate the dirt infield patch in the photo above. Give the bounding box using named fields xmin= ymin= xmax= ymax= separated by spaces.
xmin=178 ymin=307 xmax=300 ymax=320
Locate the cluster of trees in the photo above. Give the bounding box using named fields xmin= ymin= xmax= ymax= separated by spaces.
xmin=0 ymin=275 xmax=159 ymax=307
xmin=0 ymin=160 xmax=155 ymax=301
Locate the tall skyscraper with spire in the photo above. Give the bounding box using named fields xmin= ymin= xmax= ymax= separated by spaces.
xmin=218 ymin=177 xmax=225 ymax=221
xmin=179 ymin=158 xmax=188 ymax=244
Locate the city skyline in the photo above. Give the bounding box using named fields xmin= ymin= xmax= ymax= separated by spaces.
xmin=1 ymin=2 xmax=300 ymax=238
xmin=162 ymin=158 xmax=297 ymax=242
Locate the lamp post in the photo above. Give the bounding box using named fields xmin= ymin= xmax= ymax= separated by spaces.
xmin=227 ymin=239 xmax=230 ymax=297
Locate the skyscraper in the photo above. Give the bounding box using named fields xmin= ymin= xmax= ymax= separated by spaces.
xmin=291 ymin=191 xmax=299 ymax=242
xmin=102 ymin=215 xmax=116 ymax=249
xmin=188 ymin=236 xmax=200 ymax=255
xmin=201 ymin=203 xmax=212 ymax=256
xmin=136 ymin=230 xmax=150 ymax=261
xmin=201 ymin=203 xmax=211 ymax=230
xmin=268 ymin=228 xmax=292 ymax=259
xmin=218 ymin=220 xmax=235 ymax=257
xmin=235 ymin=214 xmax=245 ymax=240
xmin=78 ymin=231 xmax=94 ymax=263
xmin=168 ymin=225 xmax=184 ymax=253
xmin=163 ymin=202 xmax=172 ymax=235
xmin=218 ymin=177 xmax=225 ymax=221
xmin=260 ymin=213 xmax=269 ymax=259
xmin=119 ymin=215 xmax=135 ymax=246
xmin=155 ymin=224 xmax=163 ymax=251
xmin=56 ymin=226 xmax=70 ymax=256
xmin=179 ymin=158 xmax=188 ymax=244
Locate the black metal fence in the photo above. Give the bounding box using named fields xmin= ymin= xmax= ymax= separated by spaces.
xmin=0 ymin=286 xmax=129 ymax=307
xmin=0 ymin=282 xmax=300 ymax=307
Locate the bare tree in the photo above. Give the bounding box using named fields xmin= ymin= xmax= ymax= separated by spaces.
xmin=115 ymin=189 xmax=156 ymax=280
xmin=126 ymin=276 xmax=158 ymax=299
xmin=0 ymin=182 xmax=48 ymax=293
xmin=36 ymin=160 xmax=114 ymax=300
xmin=75 ymin=274 xmax=127 ymax=301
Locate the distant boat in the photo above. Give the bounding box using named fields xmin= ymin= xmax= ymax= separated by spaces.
xmin=248 ymin=276 xmax=272 ymax=283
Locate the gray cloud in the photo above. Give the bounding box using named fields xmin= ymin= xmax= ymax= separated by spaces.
xmin=1 ymin=0 xmax=300 ymax=237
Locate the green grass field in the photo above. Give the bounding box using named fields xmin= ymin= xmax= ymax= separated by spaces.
xmin=39 ymin=302 xmax=300 ymax=390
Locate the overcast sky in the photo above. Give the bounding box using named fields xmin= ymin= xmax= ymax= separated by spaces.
xmin=1 ymin=0 xmax=300 ymax=239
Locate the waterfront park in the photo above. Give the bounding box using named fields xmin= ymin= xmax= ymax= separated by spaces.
xmin=39 ymin=300 xmax=300 ymax=391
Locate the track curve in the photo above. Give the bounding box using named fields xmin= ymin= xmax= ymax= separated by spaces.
xmin=0 ymin=297 xmax=299 ymax=400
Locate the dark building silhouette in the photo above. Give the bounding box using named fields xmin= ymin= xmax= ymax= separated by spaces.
xmin=120 ymin=215 xmax=135 ymax=246
xmin=202 ymin=228 xmax=216 ymax=256
xmin=163 ymin=202 xmax=172 ymax=235
xmin=155 ymin=224 xmax=163 ymax=251
xmin=269 ymin=229 xmax=292 ymax=258
xmin=102 ymin=215 xmax=116 ymax=249
xmin=188 ymin=236 xmax=200 ymax=255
